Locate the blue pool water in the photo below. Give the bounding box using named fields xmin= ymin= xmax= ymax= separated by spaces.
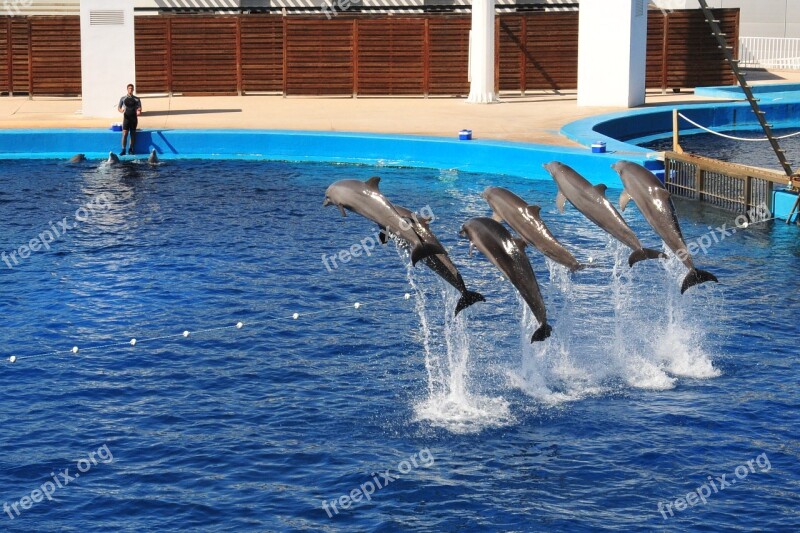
xmin=641 ymin=126 xmax=800 ymax=171
xmin=0 ymin=159 xmax=798 ymax=531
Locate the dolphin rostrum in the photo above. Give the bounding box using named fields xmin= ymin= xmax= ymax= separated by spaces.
xmin=612 ymin=160 xmax=718 ymax=294
xmin=323 ymin=177 xmax=446 ymax=265
xmin=68 ymin=154 xmax=86 ymax=164
xmin=543 ymin=161 xmax=666 ymax=267
xmin=148 ymin=149 xmax=159 ymax=165
xmin=460 ymin=217 xmax=552 ymax=342
xmin=482 ymin=186 xmax=584 ymax=272
xmin=107 ymin=152 xmax=120 ymax=165
xmin=393 ymin=204 xmax=485 ymax=315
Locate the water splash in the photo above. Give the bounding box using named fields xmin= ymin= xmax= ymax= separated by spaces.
xmin=402 ymin=247 xmax=513 ymax=434
xmin=511 ymin=237 xmax=721 ymax=405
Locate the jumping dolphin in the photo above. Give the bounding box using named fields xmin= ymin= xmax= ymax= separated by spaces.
xmin=543 ymin=161 xmax=666 ymax=267
xmin=148 ymin=149 xmax=159 ymax=165
xmin=393 ymin=204 xmax=485 ymax=315
xmin=460 ymin=217 xmax=552 ymax=342
xmin=68 ymin=154 xmax=86 ymax=164
xmin=612 ymin=160 xmax=718 ymax=294
xmin=482 ymin=186 xmax=584 ymax=272
xmin=107 ymin=152 xmax=120 ymax=165
xmin=323 ymin=177 xmax=446 ymax=265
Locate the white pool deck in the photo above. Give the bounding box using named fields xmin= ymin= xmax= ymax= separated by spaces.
xmin=1 ymin=70 xmax=798 ymax=147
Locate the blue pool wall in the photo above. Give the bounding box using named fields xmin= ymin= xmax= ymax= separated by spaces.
xmin=0 ymin=129 xmax=664 ymax=189
xmin=562 ymin=99 xmax=800 ymax=153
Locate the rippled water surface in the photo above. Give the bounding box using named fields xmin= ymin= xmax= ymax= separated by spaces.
xmin=0 ymin=159 xmax=798 ymax=532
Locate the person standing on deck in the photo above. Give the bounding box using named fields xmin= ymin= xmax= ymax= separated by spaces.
xmin=117 ymin=84 xmax=142 ymax=156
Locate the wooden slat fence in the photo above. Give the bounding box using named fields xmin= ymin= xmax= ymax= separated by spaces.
xmin=0 ymin=9 xmax=738 ymax=97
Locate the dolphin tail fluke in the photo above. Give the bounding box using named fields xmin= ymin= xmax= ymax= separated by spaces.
xmin=454 ymin=290 xmax=485 ymax=316
xmin=410 ymin=243 xmax=446 ymax=266
xmin=531 ymin=323 xmax=553 ymax=343
xmin=628 ymin=248 xmax=667 ymax=267
xmin=680 ymin=268 xmax=718 ymax=294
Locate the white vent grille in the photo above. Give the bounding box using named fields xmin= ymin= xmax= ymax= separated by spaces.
xmin=90 ymin=10 xmax=124 ymax=26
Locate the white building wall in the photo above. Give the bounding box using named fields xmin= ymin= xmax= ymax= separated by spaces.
xmin=80 ymin=0 xmax=136 ymax=118
xmin=578 ymin=0 xmax=648 ymax=107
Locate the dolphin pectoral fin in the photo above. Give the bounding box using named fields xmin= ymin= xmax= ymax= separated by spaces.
xmin=365 ymin=176 xmax=381 ymax=191
xmin=593 ymin=184 xmax=608 ymax=197
xmin=378 ymin=226 xmax=389 ymax=244
xmin=468 ymin=243 xmax=475 ymax=257
xmin=619 ymin=191 xmax=633 ymax=212
xmin=454 ymin=290 xmax=485 ymax=316
xmin=491 ymin=211 xmax=503 ymax=223
xmin=680 ymin=268 xmax=718 ymax=294
xmin=628 ymin=248 xmax=668 ymax=267
xmin=556 ymin=191 xmax=567 ymax=214
xmin=531 ymin=323 xmax=553 ymax=342
xmin=512 ymin=238 xmax=527 ymax=251
xmin=337 ymin=205 xmax=347 ymax=217
xmin=410 ymin=243 xmax=445 ymax=266
xmin=524 ymin=205 xmax=542 ymax=218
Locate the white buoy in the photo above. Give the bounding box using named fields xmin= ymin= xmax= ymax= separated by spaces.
xmin=130 ymin=338 xmax=137 ymax=346
xmin=9 ymin=355 xmax=16 ymax=363
xmin=588 ymin=257 xmax=594 ymax=263
xmin=292 ymin=313 xmax=299 ymax=320
xmin=182 ymin=330 xmax=189 ymax=338
xmin=236 ymin=322 xmax=243 ymax=329
xmin=72 ymin=346 xmax=79 ymax=354
xmin=404 ymin=293 xmax=411 ymax=300
xmin=354 ymin=302 xmax=361 ymax=309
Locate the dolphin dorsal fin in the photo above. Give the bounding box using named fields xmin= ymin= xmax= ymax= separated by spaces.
xmin=556 ymin=191 xmax=567 ymax=214
xmin=619 ymin=191 xmax=632 ymax=212
xmin=594 ymin=184 xmax=608 ymax=197
xmin=365 ymin=176 xmax=381 ymax=191
xmin=524 ymin=205 xmax=541 ymax=218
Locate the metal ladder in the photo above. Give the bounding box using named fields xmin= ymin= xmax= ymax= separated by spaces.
xmin=696 ymin=0 xmax=799 ymax=223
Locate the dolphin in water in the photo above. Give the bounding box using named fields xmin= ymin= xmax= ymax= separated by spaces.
xmin=460 ymin=217 xmax=552 ymax=342
xmin=323 ymin=177 xmax=446 ymax=265
xmin=148 ymin=149 xmax=159 ymax=165
xmin=543 ymin=161 xmax=666 ymax=267
xmin=68 ymin=154 xmax=86 ymax=164
xmin=107 ymin=152 xmax=120 ymax=165
xmin=612 ymin=160 xmax=718 ymax=294
xmin=392 ymin=204 xmax=485 ymax=315
xmin=482 ymin=186 xmax=584 ymax=272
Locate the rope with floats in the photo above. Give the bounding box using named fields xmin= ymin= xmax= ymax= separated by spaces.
xmin=678 ymin=112 xmax=800 ymax=142
xmin=5 ymin=294 xmax=413 ymax=365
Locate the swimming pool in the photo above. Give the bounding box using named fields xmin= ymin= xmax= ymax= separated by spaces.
xmin=1 ymin=158 xmax=797 ymax=531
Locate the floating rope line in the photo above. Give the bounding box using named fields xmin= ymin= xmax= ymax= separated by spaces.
xmin=678 ymin=112 xmax=800 ymax=142
xmin=6 ymin=294 xmax=414 ymax=365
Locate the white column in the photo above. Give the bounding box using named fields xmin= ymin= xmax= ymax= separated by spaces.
xmin=467 ymin=0 xmax=497 ymax=104
xmin=577 ymin=0 xmax=648 ymax=107
xmin=80 ymin=0 xmax=136 ymax=118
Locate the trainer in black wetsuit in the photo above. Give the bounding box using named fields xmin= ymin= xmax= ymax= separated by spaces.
xmin=117 ymin=83 xmax=142 ymax=156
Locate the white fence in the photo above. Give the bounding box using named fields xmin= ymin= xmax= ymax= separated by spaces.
xmin=739 ymin=37 xmax=800 ymax=70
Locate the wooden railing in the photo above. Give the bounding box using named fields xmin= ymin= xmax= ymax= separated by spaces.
xmin=663 ymin=151 xmax=792 ymax=215
xmin=0 ymin=9 xmax=739 ymax=97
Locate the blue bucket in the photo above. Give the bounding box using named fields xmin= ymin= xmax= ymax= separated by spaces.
xmin=458 ymin=129 xmax=472 ymax=141
xmin=110 ymin=123 xmax=122 ymax=132
xmin=591 ymin=141 xmax=606 ymax=154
